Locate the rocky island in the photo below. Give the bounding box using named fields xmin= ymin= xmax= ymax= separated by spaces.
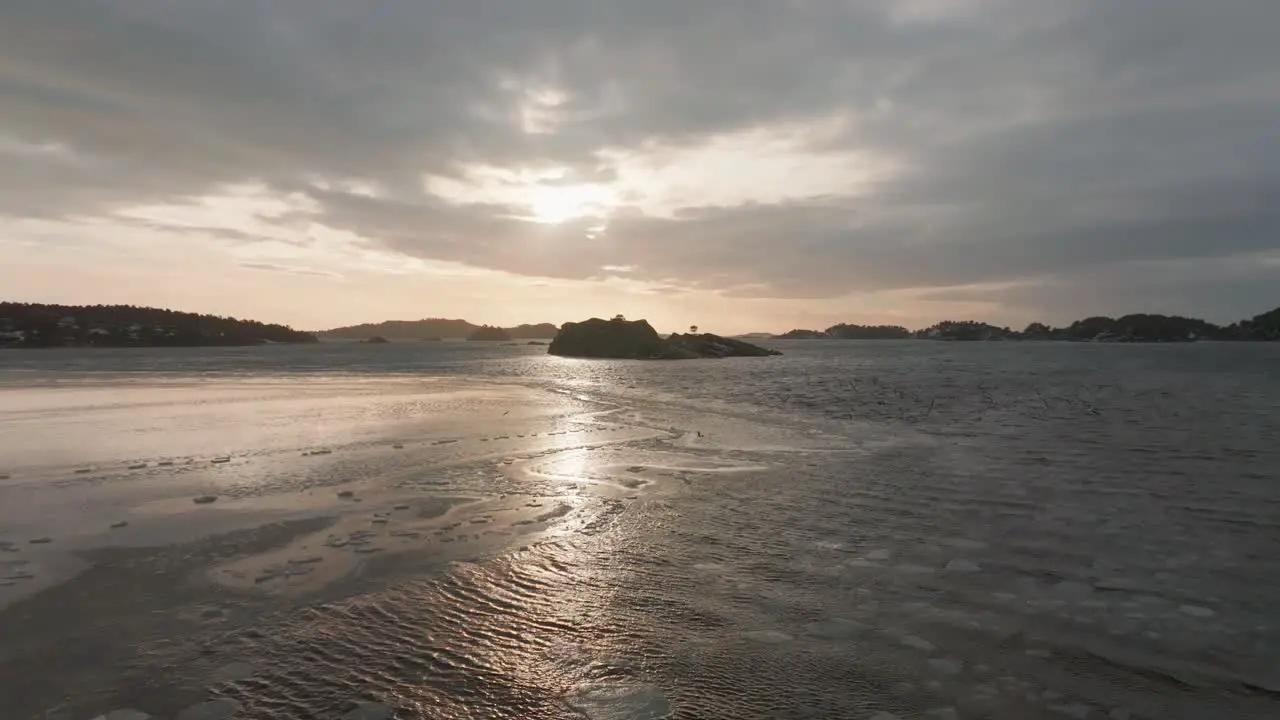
xmin=548 ymin=317 xmax=782 ymax=359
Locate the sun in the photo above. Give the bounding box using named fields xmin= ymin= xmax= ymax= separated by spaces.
xmin=527 ymin=184 xmax=616 ymax=224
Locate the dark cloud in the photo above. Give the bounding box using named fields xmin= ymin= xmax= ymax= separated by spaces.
xmin=3 ymin=0 xmax=1279 ymax=318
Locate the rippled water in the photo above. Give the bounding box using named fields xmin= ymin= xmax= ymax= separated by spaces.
xmin=3 ymin=340 xmax=1279 ymax=719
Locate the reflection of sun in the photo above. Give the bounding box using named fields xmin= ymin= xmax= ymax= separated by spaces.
xmin=527 ymin=184 xmax=615 ymax=224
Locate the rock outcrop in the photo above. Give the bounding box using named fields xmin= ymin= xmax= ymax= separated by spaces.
xmin=548 ymin=317 xmax=781 ymax=359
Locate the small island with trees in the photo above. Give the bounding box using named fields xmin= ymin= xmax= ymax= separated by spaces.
xmin=549 ymin=316 xmax=781 ymax=359
xmin=777 ymin=305 xmax=1280 ymax=343
xmin=0 ymin=303 xmax=317 ymax=348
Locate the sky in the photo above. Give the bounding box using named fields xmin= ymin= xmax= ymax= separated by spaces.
xmin=3 ymin=0 xmax=1279 ymax=334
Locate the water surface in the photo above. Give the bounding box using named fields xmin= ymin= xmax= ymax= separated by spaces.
xmin=1 ymin=340 xmax=1277 ymax=719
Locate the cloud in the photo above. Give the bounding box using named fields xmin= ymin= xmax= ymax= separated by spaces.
xmin=238 ymin=262 xmax=340 ymax=278
xmin=3 ymin=0 xmax=1279 ymax=329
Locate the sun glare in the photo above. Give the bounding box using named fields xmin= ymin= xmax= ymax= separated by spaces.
xmin=527 ymin=184 xmax=615 ymax=224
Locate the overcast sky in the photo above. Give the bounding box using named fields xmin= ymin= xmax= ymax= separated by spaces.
xmin=3 ymin=0 xmax=1279 ymax=332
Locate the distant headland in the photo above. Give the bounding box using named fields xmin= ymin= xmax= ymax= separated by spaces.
xmin=319 ymin=318 xmax=557 ymax=342
xmin=778 ymin=305 xmax=1280 ymax=343
xmin=0 ymin=302 xmax=317 ymax=348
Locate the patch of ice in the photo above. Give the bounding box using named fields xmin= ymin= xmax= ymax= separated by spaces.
xmin=945 ymin=559 xmax=982 ymax=573
xmin=566 ymin=682 xmax=673 ymax=720
xmin=901 ymin=635 xmax=936 ymax=652
xmin=93 ymin=710 xmax=154 ymax=720
xmin=1050 ymin=581 xmax=1094 ymax=601
xmin=742 ymin=630 xmax=793 ymax=644
xmin=868 ymin=713 xmax=903 ymax=720
xmin=209 ymin=661 xmax=257 ymax=683
xmin=866 ymin=549 xmax=892 ymax=561
xmin=1178 ymin=605 xmax=1216 ymax=618
xmin=342 ymin=702 xmax=393 ymax=720
xmin=176 ymin=699 xmax=241 ymax=720
xmin=928 ymin=658 xmax=963 ymax=676
xmin=1093 ymin=577 xmax=1141 ymax=592
xmin=943 ymin=537 xmax=989 ymax=551
xmin=805 ymin=619 xmax=863 ymax=640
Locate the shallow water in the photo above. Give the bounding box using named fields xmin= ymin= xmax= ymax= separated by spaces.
xmin=1 ymin=340 xmax=1279 ymax=719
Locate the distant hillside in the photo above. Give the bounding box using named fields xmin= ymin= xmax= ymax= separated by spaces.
xmin=776 ymin=305 xmax=1280 ymax=342
xmin=0 ymin=302 xmax=317 ymax=348
xmin=466 ymin=325 xmax=512 ymax=341
xmin=777 ymin=324 xmax=912 ymax=339
xmin=321 ymin=318 xmax=559 ymax=341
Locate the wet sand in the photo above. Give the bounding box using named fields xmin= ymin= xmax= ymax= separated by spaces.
xmin=0 ymin=375 xmax=722 ymax=719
